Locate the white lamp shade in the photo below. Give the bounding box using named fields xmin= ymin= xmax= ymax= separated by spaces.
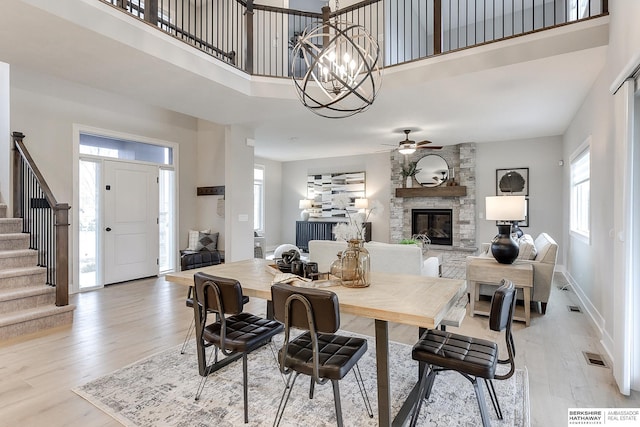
xmin=299 ymin=199 xmax=313 ymax=209
xmin=354 ymin=198 xmax=369 ymax=209
xmin=485 ymin=196 xmax=526 ymax=221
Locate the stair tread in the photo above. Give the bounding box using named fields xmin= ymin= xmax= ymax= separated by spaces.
xmin=0 ymin=266 xmax=46 ymax=278
xmin=0 ymin=285 xmax=54 ymax=302
xmin=0 ymin=233 xmax=29 ymax=240
xmin=0 ymin=304 xmax=75 ymax=327
xmin=0 ymin=249 xmax=37 ymax=258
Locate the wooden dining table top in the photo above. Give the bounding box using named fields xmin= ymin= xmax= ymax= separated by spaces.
xmin=165 ymin=258 xmax=466 ymax=330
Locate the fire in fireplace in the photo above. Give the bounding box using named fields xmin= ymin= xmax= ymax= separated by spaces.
xmin=411 ymin=209 xmax=453 ymax=246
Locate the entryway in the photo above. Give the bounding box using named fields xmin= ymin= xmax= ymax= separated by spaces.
xmin=75 ymin=129 xmax=177 ymax=291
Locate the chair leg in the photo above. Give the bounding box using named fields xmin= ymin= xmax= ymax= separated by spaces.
xmin=242 ymin=354 xmax=248 ymax=423
xmin=484 ymin=379 xmax=503 ymax=420
xmin=180 ymin=318 xmax=195 ymax=354
xmin=409 ymin=364 xmax=433 ymax=427
xmin=273 ymin=372 xmax=300 ymax=427
xmin=309 ymin=377 xmax=315 ymax=399
xmin=541 ymin=302 xmax=548 ymax=314
xmin=268 ymin=342 xmax=288 ymax=386
xmin=472 ymin=378 xmax=491 ymax=427
xmin=331 ymin=380 xmax=344 ymax=427
xmin=194 ymin=346 xmax=218 ymax=401
xmin=352 ymin=363 xmax=374 ymax=418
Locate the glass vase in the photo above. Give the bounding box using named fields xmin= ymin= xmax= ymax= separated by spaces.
xmin=340 ymin=239 xmax=371 ymax=288
xmin=329 ymin=252 xmax=343 ymax=279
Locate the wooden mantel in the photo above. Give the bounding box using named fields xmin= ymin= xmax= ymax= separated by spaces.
xmin=395 ymin=186 xmax=467 ymax=198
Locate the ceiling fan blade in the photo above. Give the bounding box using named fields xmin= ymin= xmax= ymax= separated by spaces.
xmin=417 ymin=145 xmax=443 ymax=149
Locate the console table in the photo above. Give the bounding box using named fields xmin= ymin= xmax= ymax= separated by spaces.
xmin=467 ymin=257 xmax=534 ymax=326
xmin=295 ymin=221 xmax=371 ymax=252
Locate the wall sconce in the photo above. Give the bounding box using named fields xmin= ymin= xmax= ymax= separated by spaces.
xmin=299 ymin=199 xmax=313 ymax=221
xmin=485 ymin=196 xmax=526 ymax=264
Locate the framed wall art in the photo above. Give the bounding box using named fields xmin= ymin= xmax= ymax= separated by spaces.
xmin=306 ymin=171 xmax=366 ymax=218
xmin=496 ymin=167 xmax=529 ymax=196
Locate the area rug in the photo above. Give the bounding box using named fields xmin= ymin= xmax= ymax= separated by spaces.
xmin=74 ymin=335 xmax=529 ymax=426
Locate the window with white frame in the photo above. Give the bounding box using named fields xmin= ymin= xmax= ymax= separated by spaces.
xmin=570 ymin=144 xmax=590 ymax=241
xmin=254 ymin=165 xmax=265 ymax=233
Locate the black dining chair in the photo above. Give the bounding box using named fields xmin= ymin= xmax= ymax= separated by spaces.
xmin=180 ymin=285 xmax=249 ymax=354
xmin=192 ymin=272 xmax=283 ymax=423
xmin=270 ymin=282 xmax=374 ymax=427
xmin=409 ymin=279 xmax=517 ymax=427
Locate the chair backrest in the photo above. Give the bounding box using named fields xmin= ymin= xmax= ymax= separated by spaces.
xmin=489 ymin=279 xmax=516 ymax=332
xmin=271 ymin=283 xmax=340 ymax=334
xmin=489 ymin=280 xmax=517 ymax=380
xmin=194 ymin=272 xmax=244 ymax=316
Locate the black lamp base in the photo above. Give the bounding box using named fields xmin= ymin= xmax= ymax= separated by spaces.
xmin=491 ymin=224 xmax=520 ymax=264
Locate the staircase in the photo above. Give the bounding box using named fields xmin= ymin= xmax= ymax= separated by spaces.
xmin=0 ymin=202 xmax=75 ymax=341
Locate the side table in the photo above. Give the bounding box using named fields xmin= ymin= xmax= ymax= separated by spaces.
xmin=466 ymin=257 xmax=534 ymax=326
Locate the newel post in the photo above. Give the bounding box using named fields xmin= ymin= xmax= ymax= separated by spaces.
xmin=245 ymin=0 xmax=254 ymax=74
xmin=55 ymin=204 xmax=70 ymax=306
xmin=11 ymin=132 xmax=24 ymax=219
xmin=434 ymin=0 xmax=442 ymax=55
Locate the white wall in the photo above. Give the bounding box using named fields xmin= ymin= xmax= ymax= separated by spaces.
xmin=224 ymin=125 xmax=255 ymax=262
xmin=0 ymin=63 xmax=9 ymax=208
xmin=280 ymin=152 xmax=391 ymax=246
xmin=9 ymin=69 xmax=200 ymax=287
xmin=475 ymin=136 xmax=565 ymax=265
xmin=195 ymin=119 xmax=226 ymax=249
xmin=256 ymin=156 xmax=283 ymax=252
xmin=561 ymin=0 xmax=640 ymax=389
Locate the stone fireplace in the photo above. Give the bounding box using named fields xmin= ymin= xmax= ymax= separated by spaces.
xmin=412 ymin=209 xmax=453 ymax=246
xmin=389 ymin=142 xmax=477 ymax=252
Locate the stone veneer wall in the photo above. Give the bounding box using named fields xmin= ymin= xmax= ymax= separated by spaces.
xmin=389 ymin=142 xmax=477 ymax=252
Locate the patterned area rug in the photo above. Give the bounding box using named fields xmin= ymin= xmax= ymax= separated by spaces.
xmin=74 ymin=335 xmax=529 ymax=426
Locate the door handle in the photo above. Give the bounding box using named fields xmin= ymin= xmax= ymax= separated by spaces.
xmin=106 ymin=227 xmax=112 ymax=232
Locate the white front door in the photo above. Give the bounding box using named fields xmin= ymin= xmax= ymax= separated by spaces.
xmin=103 ymin=160 xmax=159 ymax=284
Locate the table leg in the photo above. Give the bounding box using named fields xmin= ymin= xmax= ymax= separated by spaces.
xmin=375 ymin=319 xmax=391 ymax=427
xmin=523 ymin=287 xmax=531 ymax=326
xmin=469 ymin=279 xmax=477 ymax=317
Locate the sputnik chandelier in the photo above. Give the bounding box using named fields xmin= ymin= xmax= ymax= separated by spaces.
xmin=291 ymin=0 xmax=382 ymax=119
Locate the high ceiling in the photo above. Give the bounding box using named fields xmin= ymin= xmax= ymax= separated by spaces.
xmin=0 ymin=0 xmax=609 ymax=162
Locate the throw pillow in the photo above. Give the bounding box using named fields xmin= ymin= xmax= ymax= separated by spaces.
xmin=196 ymin=232 xmax=219 ymax=252
xmin=517 ymin=234 xmax=537 ymax=260
xmin=187 ymin=229 xmax=210 ymax=250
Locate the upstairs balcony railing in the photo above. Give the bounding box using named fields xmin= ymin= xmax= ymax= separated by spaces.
xmin=104 ymin=0 xmax=607 ymax=78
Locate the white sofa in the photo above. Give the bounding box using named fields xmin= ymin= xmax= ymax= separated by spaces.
xmin=308 ymin=240 xmax=441 ymax=277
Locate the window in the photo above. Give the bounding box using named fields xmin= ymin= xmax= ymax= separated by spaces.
xmin=254 ymin=165 xmax=265 ymax=233
xmin=570 ymin=143 xmax=590 ymax=241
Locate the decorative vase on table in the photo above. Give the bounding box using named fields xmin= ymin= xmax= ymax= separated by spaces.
xmin=406 ymin=176 xmax=413 ymax=188
xmin=340 ymin=239 xmax=371 ymax=288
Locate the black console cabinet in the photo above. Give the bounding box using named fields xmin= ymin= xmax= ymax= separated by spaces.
xmin=295 ymin=221 xmax=371 ymax=252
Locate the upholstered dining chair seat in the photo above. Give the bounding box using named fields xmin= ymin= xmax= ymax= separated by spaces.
xmin=412 ymin=329 xmax=498 ymax=379
xmin=281 ymin=332 xmax=368 ymax=381
xmin=202 ymin=312 xmax=282 ymax=353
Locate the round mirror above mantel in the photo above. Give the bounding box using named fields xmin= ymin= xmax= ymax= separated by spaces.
xmin=414 ymin=154 xmax=449 ymax=187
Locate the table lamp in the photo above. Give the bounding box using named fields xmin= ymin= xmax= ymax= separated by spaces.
xmin=299 ymin=199 xmax=313 ymax=221
xmin=485 ymin=196 xmax=526 ymax=264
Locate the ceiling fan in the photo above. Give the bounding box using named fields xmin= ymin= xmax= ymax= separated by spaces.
xmin=395 ymin=129 xmax=442 ymax=154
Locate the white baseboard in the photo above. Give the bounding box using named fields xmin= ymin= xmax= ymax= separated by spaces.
xmin=563 ymin=270 xmax=613 ymax=364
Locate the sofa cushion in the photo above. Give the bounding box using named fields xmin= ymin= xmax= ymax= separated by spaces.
xmin=196 ymin=232 xmax=219 ymax=251
xmin=187 ymin=228 xmax=210 ymax=250
xmin=516 ymin=234 xmax=537 ymax=260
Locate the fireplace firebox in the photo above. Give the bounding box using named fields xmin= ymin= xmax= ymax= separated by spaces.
xmin=411 ymin=209 xmax=453 ymax=246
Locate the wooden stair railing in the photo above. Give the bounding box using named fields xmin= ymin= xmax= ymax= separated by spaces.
xmin=11 ymin=132 xmax=70 ymax=306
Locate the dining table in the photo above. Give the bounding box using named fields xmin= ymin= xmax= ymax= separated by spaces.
xmin=165 ymin=258 xmax=466 ymax=427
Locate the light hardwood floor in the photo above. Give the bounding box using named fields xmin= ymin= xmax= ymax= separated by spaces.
xmin=0 ymin=273 xmax=638 ymax=427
